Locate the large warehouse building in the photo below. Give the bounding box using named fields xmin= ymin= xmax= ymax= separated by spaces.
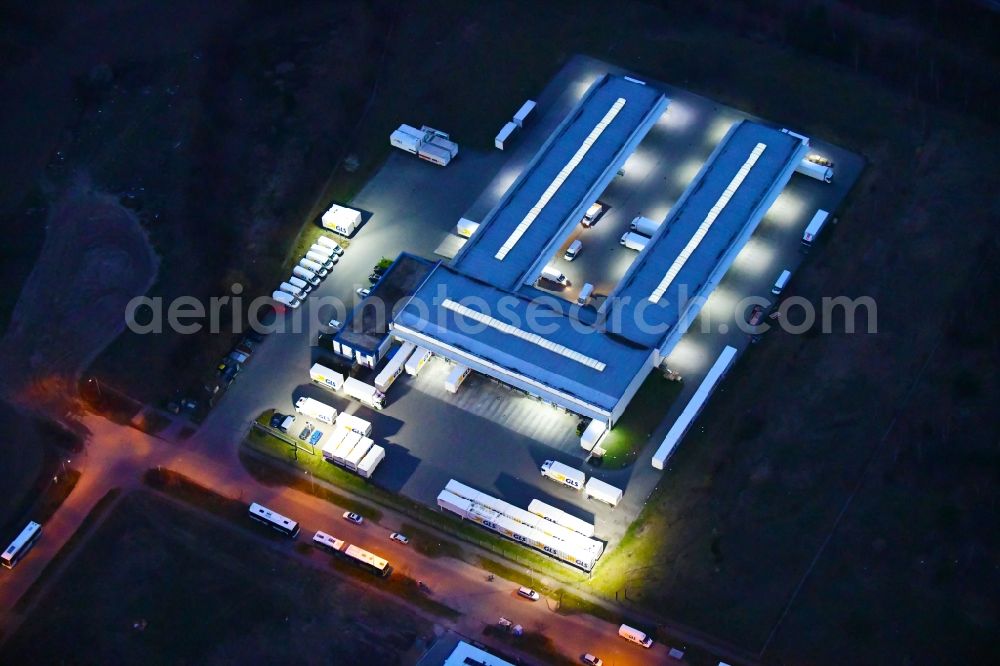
xmin=333 ymin=73 xmax=809 ymax=426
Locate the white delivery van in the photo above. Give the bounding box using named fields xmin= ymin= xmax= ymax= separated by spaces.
xmin=305 ymin=251 xmax=336 ymax=269
xmin=278 ymin=281 xmax=306 ymax=299
xmin=564 ymin=240 xmax=582 ymax=261
xmin=299 ymin=258 xmax=329 ymax=278
xmin=288 ymin=275 xmax=313 ymax=294
xmin=539 ymin=266 xmax=569 ymax=286
xmin=771 ymin=269 xmax=791 ymax=295
xmin=315 ymin=235 xmax=345 ymax=255
xmin=293 ymin=266 xmax=321 ymax=287
xmin=309 ymin=243 xmax=335 ymax=259
xmin=620 ymin=232 xmax=649 ymax=252
xmin=618 ymin=624 xmax=653 ymax=648
xmin=577 ymin=283 xmax=594 ymax=306
xmin=272 ymin=290 xmax=301 ymax=309
xmin=582 ymin=202 xmax=603 ymax=226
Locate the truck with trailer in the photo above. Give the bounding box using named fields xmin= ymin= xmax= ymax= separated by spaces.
xmin=293 ymin=265 xmax=321 ymax=287
xmin=802 ymin=209 xmax=830 ymax=248
xmin=444 ymin=364 xmax=470 ymax=393
xmin=584 ymin=477 xmax=623 ymax=507
xmin=457 ymin=218 xmax=480 ymax=238
xmin=629 ymin=215 xmax=661 ymax=237
xmin=620 ymin=231 xmax=650 ymax=252
xmin=343 ymin=377 xmax=386 ymax=410
xmin=299 ymin=258 xmax=329 ymax=279
xmin=404 ymin=346 xmax=432 ymax=377
xmin=540 ymin=460 xmax=585 ymax=490
xmin=356 ymin=445 xmax=385 ymax=479
xmin=272 ymin=290 xmax=301 ymax=309
xmin=374 ymin=342 xmax=416 ymax=392
xmin=294 ymin=396 xmax=337 ymax=425
xmin=279 ymin=281 xmax=306 ymax=299
xmin=389 ymin=125 xmax=459 ymax=166
xmin=310 ymin=363 xmax=345 ymax=392
xmin=795 ymin=157 xmax=834 ymax=183
xmin=321 ymin=204 xmax=362 ymax=237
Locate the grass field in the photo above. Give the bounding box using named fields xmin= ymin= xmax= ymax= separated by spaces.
xmin=0 ymin=491 xmax=433 ymax=665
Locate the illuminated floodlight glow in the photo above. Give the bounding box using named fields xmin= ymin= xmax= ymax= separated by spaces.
xmin=763 ymin=189 xmax=810 ymax=229
xmin=650 ymin=143 xmax=767 ymax=303
xmin=706 ymin=116 xmax=738 ymax=145
xmin=490 ymin=164 xmax=522 ymax=199
xmin=671 ymin=156 xmax=706 ymax=190
xmin=570 ymin=71 xmax=603 ymax=102
xmin=729 ymin=236 xmax=778 ymax=279
xmin=657 ymin=100 xmax=697 ymax=132
xmin=644 ymin=202 xmax=674 ymax=226
xmin=699 ymin=284 xmax=740 ymax=323
xmin=495 ymin=98 xmax=626 ymax=261
xmin=662 ymin=336 xmax=712 ymax=375
xmin=621 ymin=148 xmax=658 ymax=182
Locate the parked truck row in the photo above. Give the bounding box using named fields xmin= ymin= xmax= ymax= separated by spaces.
xmin=310 ymin=363 xmax=387 ymax=410
xmin=540 ymin=460 xmax=623 ymax=506
xmin=390 ymin=124 xmax=459 ymax=166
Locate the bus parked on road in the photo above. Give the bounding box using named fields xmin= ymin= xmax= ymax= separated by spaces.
xmin=2 ymin=521 xmax=41 ymax=569
xmin=248 ymin=502 xmax=300 ymax=538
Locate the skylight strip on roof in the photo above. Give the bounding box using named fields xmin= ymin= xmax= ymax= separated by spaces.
xmin=649 ymin=143 xmax=766 ymax=304
xmin=495 ymin=98 xmax=626 ymax=260
xmin=442 ymin=299 xmax=606 ymax=372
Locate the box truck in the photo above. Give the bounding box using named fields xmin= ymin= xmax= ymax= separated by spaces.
xmin=620 ymin=231 xmax=650 ymax=252
xmin=315 ymin=235 xmax=345 ymax=255
xmin=374 ymin=342 xmax=416 ymax=392
xmin=356 ymin=445 xmax=385 ymax=479
xmin=795 ymin=157 xmax=834 ymax=183
xmin=495 ymin=122 xmax=517 ymax=150
xmin=581 ymin=202 xmax=604 ymax=227
xmin=279 ymin=281 xmax=306 ymax=299
xmin=629 ymin=215 xmax=660 ymax=237
xmin=618 ymin=624 xmax=653 ymax=648
xmin=294 ymin=396 xmax=337 ymax=424
xmin=802 ymin=209 xmax=830 ymax=247
xmin=293 ymin=266 xmax=321 ymax=287
xmin=444 ymin=364 xmax=470 ymax=393
xmin=299 ymin=258 xmax=329 ymax=278
xmin=321 ymin=204 xmax=362 ymax=237
xmin=404 ymin=346 xmax=432 ymax=376
xmin=390 ymin=124 xmax=459 ymax=166
xmin=272 ymin=290 xmax=301 ymax=309
xmin=310 ymin=363 xmax=345 ymax=392
xmin=584 ymin=477 xmax=623 ymax=507
xmin=343 ymin=377 xmax=386 ymax=410
xmin=457 ymin=218 xmax=480 ymax=238
xmin=539 ymin=266 xmax=569 ymax=286
xmin=540 ymin=460 xmax=585 ymax=490
xmin=288 ymin=275 xmax=313 ymax=293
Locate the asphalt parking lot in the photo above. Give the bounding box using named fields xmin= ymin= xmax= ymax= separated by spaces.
xmin=203 ymin=54 xmax=863 ymax=555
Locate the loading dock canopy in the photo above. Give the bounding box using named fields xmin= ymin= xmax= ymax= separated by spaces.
xmin=391 ymin=263 xmax=655 ymax=417
xmin=452 ymin=74 xmax=668 ymax=290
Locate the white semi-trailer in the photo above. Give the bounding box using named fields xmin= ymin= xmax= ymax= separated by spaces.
xmin=580 ymin=420 xmax=607 ymax=452
xmin=293 ymin=266 xmax=321 ymax=287
xmin=335 ymin=412 xmax=372 ymax=438
xmin=279 ymin=281 xmax=306 ymax=299
xmin=272 ymin=290 xmax=301 ymax=309
xmin=322 ymin=430 xmax=347 ymax=462
xmin=584 ymin=477 xmax=623 ymax=507
xmin=374 ymin=342 xmax=416 ymax=392
xmin=331 ymin=431 xmax=361 ymax=464
xmin=310 ymin=363 xmax=345 ymax=392
xmin=795 ymin=157 xmax=834 ymax=183
xmin=294 ymin=396 xmax=337 ymax=424
xmin=390 ymin=124 xmax=459 ymax=166
xmin=444 ymin=364 xmax=470 ymax=393
xmin=345 ymin=437 xmax=374 ymax=471
xmin=321 ymin=204 xmax=362 ymax=237
xmin=356 ymin=445 xmax=385 ymax=479
xmin=404 ymin=347 xmax=432 ymax=377
xmin=457 ymin=218 xmax=480 ymax=238
xmin=512 ymin=100 xmax=536 ymax=128
xmin=299 ymin=258 xmax=329 ymax=279
xmin=527 ymin=499 xmax=596 ymax=538
xmin=343 ymin=377 xmax=386 ymax=410
xmin=802 ymin=209 xmax=830 ymax=247
xmin=540 ymin=460 xmax=585 ymax=490
xmin=629 ymin=216 xmax=661 ymax=237
xmin=495 ymin=122 xmax=517 ymax=150
xmin=620 ymin=231 xmax=650 ymax=252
